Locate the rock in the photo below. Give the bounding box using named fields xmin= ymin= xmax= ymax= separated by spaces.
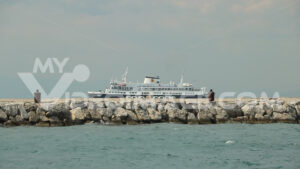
xmin=133 ymin=102 xmax=141 ymax=110
xmin=231 ymin=116 xmax=248 ymax=123
xmin=96 ymin=101 xmax=106 ymax=108
xmin=87 ymin=101 xmax=97 ymax=110
xmin=36 ymin=107 xmax=46 ymax=118
xmin=36 ymin=121 xmax=50 ymax=127
xmin=295 ymin=102 xmax=300 ymax=119
xmin=147 ymin=108 xmax=162 ymax=122
xmin=4 ymin=104 xmax=19 ymax=117
xmin=272 ymin=112 xmax=296 ymax=123
xmin=126 ymin=110 xmax=138 ymax=124
xmin=168 ymin=109 xmax=187 ymax=123
xmin=125 ymin=102 xmax=133 ymax=110
xmin=28 ymin=111 xmax=38 ymax=123
xmin=50 ymin=120 xmax=64 ymax=127
xmin=111 ymin=107 xmax=127 ymax=124
xmin=0 ymin=109 xmax=8 ymax=122
xmin=146 ymin=102 xmax=157 ymax=109
xmin=271 ymin=104 xmax=286 ymax=113
xmin=40 ymin=103 xmax=52 ymax=112
xmin=24 ymin=102 xmax=37 ymax=112
xmin=182 ymin=103 xmax=194 ymax=111
xmin=254 ymin=113 xmax=270 ymax=122
xmin=187 ymin=113 xmax=198 ymax=124
xmin=70 ymin=107 xmax=86 ymax=123
xmin=18 ymin=105 xmax=29 ymax=120
xmin=157 ymin=103 xmax=165 ymax=112
xmin=46 ymin=103 xmax=70 ymax=120
xmin=261 ymin=102 xmax=273 ymax=115
xmin=135 ymin=109 xmax=150 ymax=122
xmin=241 ymin=104 xmax=257 ymax=119
xmin=215 ymin=110 xmax=229 ymax=123
xmin=99 ymin=108 xmax=113 ymax=122
xmin=157 ymin=103 xmax=168 ymax=121
xmin=286 ymin=105 xmax=297 ymax=115
xmin=222 ymin=104 xmax=243 ymax=118
xmin=197 ymin=105 xmax=214 ymax=124
xmin=15 ymin=115 xmax=23 ymax=123
xmin=4 ymin=120 xmax=15 ymax=127
xmin=87 ymin=102 xmax=100 ymax=121
xmin=70 ymin=100 xmax=87 ymax=109
xmin=197 ymin=112 xmax=213 ymax=124
xmin=90 ymin=111 xmax=102 ymax=122
xmin=105 ymin=102 xmax=117 ymax=111
xmin=140 ymin=102 xmax=150 ymax=110
xmin=165 ymin=102 xmax=179 ymax=111
xmin=115 ymin=102 xmax=124 ymax=108
xmin=39 ymin=115 xmax=50 ymax=122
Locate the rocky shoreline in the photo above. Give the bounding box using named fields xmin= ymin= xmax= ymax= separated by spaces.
xmin=0 ymin=98 xmax=299 ymax=127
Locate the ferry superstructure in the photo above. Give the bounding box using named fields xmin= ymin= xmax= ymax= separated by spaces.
xmin=88 ymin=69 xmax=207 ymax=98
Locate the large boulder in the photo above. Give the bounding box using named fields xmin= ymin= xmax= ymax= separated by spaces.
xmin=18 ymin=105 xmax=29 ymax=120
xmin=187 ymin=113 xmax=198 ymax=124
xmin=105 ymin=102 xmax=117 ymax=111
xmin=24 ymin=102 xmax=37 ymax=112
xmin=181 ymin=103 xmax=195 ymax=112
xmin=46 ymin=103 xmax=70 ymax=120
xmin=272 ymin=112 xmax=296 ymax=123
xmin=197 ymin=104 xmax=214 ymax=124
xmin=168 ymin=109 xmax=187 ymax=123
xmin=222 ymin=103 xmax=243 ymax=118
xmin=99 ymin=108 xmax=113 ymax=122
xmin=124 ymin=102 xmax=133 ymax=110
xmin=70 ymin=107 xmax=87 ymax=124
xmin=295 ymin=102 xmax=300 ymax=120
xmin=139 ymin=102 xmax=150 ymax=110
xmin=28 ymin=111 xmax=38 ymax=123
xmin=88 ymin=102 xmax=101 ymax=122
xmin=4 ymin=104 xmax=19 ymax=117
xmin=271 ymin=104 xmax=286 ymax=113
xmin=157 ymin=103 xmax=166 ymax=112
xmin=147 ymin=108 xmax=162 ymax=122
xmin=135 ymin=109 xmax=150 ymax=122
xmin=90 ymin=111 xmax=102 ymax=122
xmin=36 ymin=107 xmax=48 ymax=121
xmin=254 ymin=113 xmax=270 ymax=122
xmin=241 ymin=104 xmax=257 ymax=120
xmin=0 ymin=109 xmax=8 ymax=122
xmin=215 ymin=110 xmax=229 ymax=123
xmin=126 ymin=110 xmax=138 ymax=125
xmin=96 ymin=101 xmax=106 ymax=108
xmin=15 ymin=115 xmax=24 ymax=123
xmin=70 ymin=100 xmax=87 ymax=109
xmin=111 ymin=107 xmax=128 ymax=124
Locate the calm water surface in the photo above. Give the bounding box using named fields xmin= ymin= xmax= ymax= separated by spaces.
xmin=0 ymin=123 xmax=299 ymax=169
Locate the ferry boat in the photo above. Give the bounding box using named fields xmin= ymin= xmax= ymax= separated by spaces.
xmin=88 ymin=68 xmax=207 ymax=99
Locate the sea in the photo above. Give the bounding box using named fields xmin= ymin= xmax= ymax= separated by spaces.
xmin=0 ymin=123 xmax=299 ymax=169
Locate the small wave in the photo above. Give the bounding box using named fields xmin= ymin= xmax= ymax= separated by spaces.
xmin=225 ymin=140 xmax=235 ymax=144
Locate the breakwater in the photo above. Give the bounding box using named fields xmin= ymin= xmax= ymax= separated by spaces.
xmin=0 ymin=98 xmax=299 ymax=127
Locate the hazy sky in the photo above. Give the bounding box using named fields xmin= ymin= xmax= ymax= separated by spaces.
xmin=0 ymin=0 xmax=299 ymax=98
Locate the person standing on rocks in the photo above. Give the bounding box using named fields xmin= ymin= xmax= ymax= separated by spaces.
xmin=208 ymin=89 xmax=215 ymax=102
xmin=34 ymin=89 xmax=41 ymax=103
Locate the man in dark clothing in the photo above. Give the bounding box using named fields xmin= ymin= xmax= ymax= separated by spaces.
xmin=34 ymin=89 xmax=41 ymax=103
xmin=208 ymin=89 xmax=215 ymax=102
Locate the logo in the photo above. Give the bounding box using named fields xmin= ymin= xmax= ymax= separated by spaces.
xmin=18 ymin=58 xmax=90 ymax=98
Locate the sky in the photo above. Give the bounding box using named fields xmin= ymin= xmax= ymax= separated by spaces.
xmin=0 ymin=0 xmax=299 ymax=98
